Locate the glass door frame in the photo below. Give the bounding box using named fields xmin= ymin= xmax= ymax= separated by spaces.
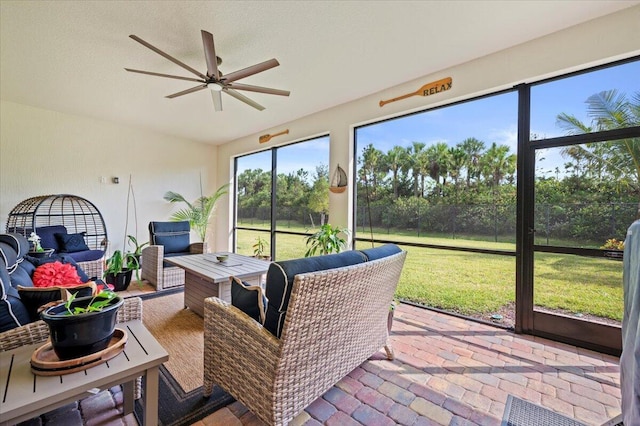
xmin=517 ymin=83 xmax=640 ymax=356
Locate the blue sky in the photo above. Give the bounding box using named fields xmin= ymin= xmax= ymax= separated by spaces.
xmin=238 ymin=59 xmax=639 ymax=178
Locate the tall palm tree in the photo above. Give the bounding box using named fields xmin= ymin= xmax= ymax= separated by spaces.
xmin=385 ymin=145 xmax=407 ymax=199
xmin=448 ymin=146 xmax=466 ymax=187
xmin=409 ymin=141 xmax=426 ymax=197
xmin=480 ymin=143 xmax=516 ymax=188
xmin=359 ymin=144 xmax=384 ymax=198
xmin=426 ymin=142 xmax=450 ymax=196
xmin=459 ymin=137 xmax=486 ymax=188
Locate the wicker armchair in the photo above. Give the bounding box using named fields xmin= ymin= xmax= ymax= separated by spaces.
xmin=0 ymin=296 xmax=144 ymax=400
xmin=203 ymin=251 xmax=406 ymax=426
xmin=141 ymin=221 xmax=204 ymax=291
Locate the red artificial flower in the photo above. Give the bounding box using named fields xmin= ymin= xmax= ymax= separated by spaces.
xmin=32 ymin=261 xmax=83 ymax=288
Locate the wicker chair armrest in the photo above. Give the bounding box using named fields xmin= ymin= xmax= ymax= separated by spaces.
xmin=203 ymin=297 xmax=281 ymax=399
xmin=117 ymin=297 xmax=142 ymax=322
xmin=141 ymin=245 xmax=163 ymax=278
xmin=0 ymin=320 xmax=49 ymax=352
xmin=189 ymin=242 xmax=204 ymax=254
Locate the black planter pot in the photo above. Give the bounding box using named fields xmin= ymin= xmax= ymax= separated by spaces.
xmin=41 ymin=295 xmax=124 ymax=360
xmin=105 ymin=269 xmax=133 ymax=291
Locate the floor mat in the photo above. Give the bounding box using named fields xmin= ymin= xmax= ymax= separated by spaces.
xmin=502 ymin=395 xmax=586 ymax=426
xmin=134 ymin=364 xmax=234 ymax=426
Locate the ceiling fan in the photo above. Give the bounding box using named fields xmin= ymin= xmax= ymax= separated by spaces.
xmin=125 ymin=30 xmax=290 ymax=111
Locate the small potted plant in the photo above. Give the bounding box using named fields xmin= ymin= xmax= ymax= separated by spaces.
xmin=252 ymin=235 xmax=271 ymax=260
xmin=127 ymin=234 xmax=148 ymax=264
xmin=304 ymin=224 xmax=349 ymax=257
xmin=104 ymin=250 xmax=139 ymax=291
xmin=601 ymin=238 xmax=625 ymax=260
xmin=40 ymin=290 xmax=124 ymax=360
xmin=27 ymin=232 xmax=54 ymax=258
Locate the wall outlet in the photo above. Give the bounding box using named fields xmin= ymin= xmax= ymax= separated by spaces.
xmin=100 ymin=176 xmax=106 ymax=184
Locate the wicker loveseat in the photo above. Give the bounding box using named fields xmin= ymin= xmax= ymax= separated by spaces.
xmin=203 ymin=245 xmax=407 ymax=426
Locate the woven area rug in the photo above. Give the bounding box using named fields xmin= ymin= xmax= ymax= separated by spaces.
xmin=135 ymin=290 xmax=234 ymax=425
xmin=502 ymin=395 xmax=586 ymax=426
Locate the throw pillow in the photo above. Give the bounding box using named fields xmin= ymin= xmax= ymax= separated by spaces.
xmin=230 ymin=276 xmax=266 ymax=324
xmin=55 ymin=232 xmax=89 ymax=253
xmin=18 ymin=282 xmax=97 ymax=321
xmin=32 ymin=261 xmax=83 ymax=288
xmin=25 ymin=254 xmax=90 ymax=282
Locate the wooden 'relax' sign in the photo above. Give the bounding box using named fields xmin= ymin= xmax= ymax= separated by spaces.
xmin=259 ymin=129 xmax=289 ymax=144
xmin=380 ymin=77 xmax=452 ymax=107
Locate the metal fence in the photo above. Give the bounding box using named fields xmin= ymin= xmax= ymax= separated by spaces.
xmin=238 ymin=202 xmax=637 ymax=246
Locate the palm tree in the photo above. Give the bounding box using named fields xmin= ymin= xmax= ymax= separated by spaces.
xmin=459 ymin=137 xmax=486 ymax=188
xmin=425 ymin=142 xmax=450 ymax=195
xmin=557 ymin=90 xmax=640 ymax=191
xmin=385 ymin=145 xmax=407 ymax=199
xmin=447 ymin=146 xmax=466 ymax=187
xmin=480 ymin=143 xmax=516 ymax=188
xmin=359 ymin=144 xmax=384 ymax=198
xmin=409 ymin=141 xmax=426 ymax=197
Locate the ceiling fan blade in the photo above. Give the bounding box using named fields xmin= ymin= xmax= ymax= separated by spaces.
xmin=211 ymin=90 xmax=223 ymax=112
xmin=227 ymin=83 xmax=290 ymax=97
xmin=221 ymin=58 xmax=280 ymax=83
xmin=165 ymin=84 xmax=207 ymax=99
xmin=129 ymin=34 xmax=207 ymax=80
xmin=125 ymin=68 xmax=204 ymax=83
xmin=201 ymin=30 xmax=220 ymax=80
xmin=224 ymin=88 xmax=265 ymax=111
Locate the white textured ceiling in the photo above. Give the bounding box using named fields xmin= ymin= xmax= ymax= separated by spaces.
xmin=1 ymin=1 xmax=638 ymax=145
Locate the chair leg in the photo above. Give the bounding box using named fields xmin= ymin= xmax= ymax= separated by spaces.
xmin=384 ymin=343 xmax=395 ymax=360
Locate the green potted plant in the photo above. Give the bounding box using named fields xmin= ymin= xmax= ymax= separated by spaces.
xmin=40 ymin=290 xmax=123 ymax=360
xmin=163 ymin=183 xmax=230 ymax=244
xmin=127 ymin=234 xmax=148 ymax=263
xmin=304 ymin=224 xmax=349 ymax=257
xmin=104 ymin=250 xmax=139 ymax=291
xmin=252 ymin=235 xmax=271 ymax=260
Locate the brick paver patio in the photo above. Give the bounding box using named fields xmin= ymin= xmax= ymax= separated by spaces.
xmin=26 ymin=301 xmax=621 ymax=425
xmin=199 ymin=303 xmax=622 ymax=426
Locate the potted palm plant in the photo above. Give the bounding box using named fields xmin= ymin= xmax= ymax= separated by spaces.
xmin=163 ymin=183 xmax=229 ymax=244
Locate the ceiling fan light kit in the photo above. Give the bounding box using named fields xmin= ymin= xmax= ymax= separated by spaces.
xmin=126 ymin=30 xmax=290 ymax=112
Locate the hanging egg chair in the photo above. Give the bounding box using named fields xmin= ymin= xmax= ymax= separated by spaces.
xmin=5 ymin=194 xmax=107 ymax=277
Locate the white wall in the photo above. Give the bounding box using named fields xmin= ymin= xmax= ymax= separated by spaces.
xmin=0 ymin=101 xmax=218 ymax=253
xmin=212 ymin=6 xmax=640 ymax=251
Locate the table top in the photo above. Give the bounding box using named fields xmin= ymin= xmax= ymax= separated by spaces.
xmin=0 ymin=320 xmax=168 ymax=422
xmin=165 ymin=252 xmax=271 ymax=283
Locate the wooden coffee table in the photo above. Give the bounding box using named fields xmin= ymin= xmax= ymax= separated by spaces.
xmin=0 ymin=320 xmax=168 ymax=426
xmin=165 ymin=253 xmax=270 ymax=317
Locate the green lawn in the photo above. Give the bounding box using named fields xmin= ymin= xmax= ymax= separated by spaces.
xmin=235 ymin=225 xmax=623 ymax=323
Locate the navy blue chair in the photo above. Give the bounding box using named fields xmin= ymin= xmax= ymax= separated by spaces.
xmin=140 ymin=221 xmax=204 ymax=291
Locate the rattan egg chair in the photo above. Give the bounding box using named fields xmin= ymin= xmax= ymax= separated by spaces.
xmin=5 ymin=194 xmax=108 ymax=278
